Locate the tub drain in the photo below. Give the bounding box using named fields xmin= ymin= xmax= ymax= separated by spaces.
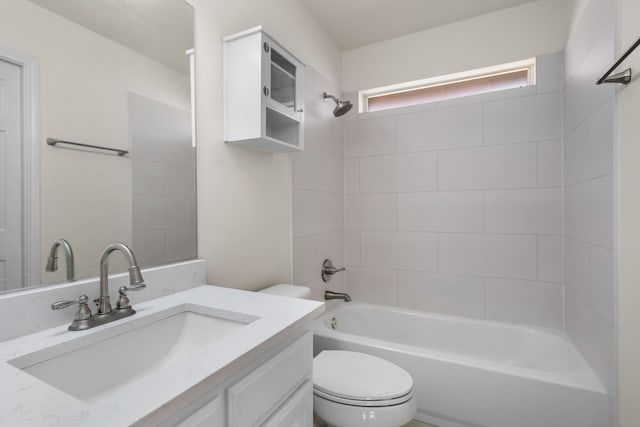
xmin=330 ymin=317 xmax=338 ymax=330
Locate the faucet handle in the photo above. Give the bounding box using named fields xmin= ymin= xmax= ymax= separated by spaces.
xmin=51 ymin=295 xmax=92 ymax=321
xmin=116 ymin=284 xmax=145 ymax=310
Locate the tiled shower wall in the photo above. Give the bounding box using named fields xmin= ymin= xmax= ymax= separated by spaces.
xmin=342 ymin=53 xmax=564 ymax=329
xmin=131 ymin=94 xmax=196 ymax=268
xmin=563 ymin=0 xmax=616 ymax=419
xmin=291 ymin=69 xmax=345 ymax=299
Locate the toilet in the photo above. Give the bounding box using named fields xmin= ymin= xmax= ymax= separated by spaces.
xmin=260 ymin=285 xmax=417 ymax=427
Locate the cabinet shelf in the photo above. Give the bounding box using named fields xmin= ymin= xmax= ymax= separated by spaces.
xmin=223 ymin=26 xmax=305 ymax=154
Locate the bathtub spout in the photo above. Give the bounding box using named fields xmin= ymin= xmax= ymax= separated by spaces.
xmin=325 ymin=290 xmax=352 ymax=302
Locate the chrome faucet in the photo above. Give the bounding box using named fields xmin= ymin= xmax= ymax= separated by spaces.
xmin=51 ymin=242 xmax=146 ymax=331
xmin=45 ymin=239 xmax=75 ymax=281
xmin=97 ymin=242 xmax=145 ymax=315
xmin=324 ymin=290 xmax=352 ymax=302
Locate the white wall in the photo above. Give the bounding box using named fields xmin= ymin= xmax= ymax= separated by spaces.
xmin=563 ymin=0 xmax=616 ymax=423
xmin=0 ymin=0 xmax=190 ymax=283
xmin=616 ymin=0 xmax=640 ymax=424
xmin=291 ymin=69 xmax=345 ymax=300
xmin=341 ymin=53 xmax=564 ymax=328
xmin=187 ymin=0 xmax=341 ymax=290
xmin=341 ymin=0 xmax=573 ymax=92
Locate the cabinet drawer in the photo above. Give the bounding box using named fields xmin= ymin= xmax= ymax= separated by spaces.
xmin=262 ymin=380 xmax=313 ymax=427
xmin=175 ymin=394 xmax=225 ymax=427
xmin=227 ymin=333 xmax=312 ymax=426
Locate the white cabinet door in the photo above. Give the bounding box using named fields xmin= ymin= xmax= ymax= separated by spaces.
xmin=227 ymin=333 xmax=312 ymax=426
xmin=262 ymin=381 xmax=313 ymax=427
xmin=175 ymin=395 xmax=225 ymax=427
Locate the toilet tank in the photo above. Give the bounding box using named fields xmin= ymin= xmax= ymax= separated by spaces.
xmin=259 ymin=284 xmax=311 ymax=299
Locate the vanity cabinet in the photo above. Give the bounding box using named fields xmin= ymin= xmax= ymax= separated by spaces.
xmin=223 ymin=26 xmax=305 ymax=153
xmin=173 ymin=332 xmax=313 ymax=427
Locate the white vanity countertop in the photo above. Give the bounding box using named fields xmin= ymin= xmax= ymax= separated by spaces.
xmin=0 ymin=285 xmax=324 ymax=426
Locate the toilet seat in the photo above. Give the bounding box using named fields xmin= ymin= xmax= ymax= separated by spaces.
xmin=313 ymin=350 xmax=414 ymax=404
xmin=313 ymin=387 xmax=414 ymax=407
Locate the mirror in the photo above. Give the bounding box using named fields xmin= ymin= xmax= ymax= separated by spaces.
xmin=0 ymin=0 xmax=195 ymax=293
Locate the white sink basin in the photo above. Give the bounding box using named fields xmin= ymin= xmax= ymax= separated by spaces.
xmin=9 ymin=305 xmax=254 ymax=402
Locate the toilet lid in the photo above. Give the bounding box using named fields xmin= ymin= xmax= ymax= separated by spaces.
xmin=313 ymin=351 xmax=413 ymax=401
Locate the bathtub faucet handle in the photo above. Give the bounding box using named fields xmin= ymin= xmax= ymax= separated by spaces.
xmin=322 ymin=259 xmax=346 ymax=282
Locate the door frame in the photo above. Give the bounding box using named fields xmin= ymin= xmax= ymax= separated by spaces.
xmin=0 ymin=46 xmax=40 ymax=288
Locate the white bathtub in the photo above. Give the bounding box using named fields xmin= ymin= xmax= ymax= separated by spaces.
xmin=313 ymin=303 xmax=607 ymax=427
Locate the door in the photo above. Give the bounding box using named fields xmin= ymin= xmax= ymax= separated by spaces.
xmin=0 ymin=59 xmax=23 ymax=292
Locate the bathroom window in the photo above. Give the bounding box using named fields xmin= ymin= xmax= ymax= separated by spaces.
xmin=360 ymin=58 xmax=536 ymax=113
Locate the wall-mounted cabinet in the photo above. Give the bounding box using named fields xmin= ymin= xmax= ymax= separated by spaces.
xmin=223 ymin=26 xmax=305 ymax=153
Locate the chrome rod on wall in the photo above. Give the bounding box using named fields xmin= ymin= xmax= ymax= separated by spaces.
xmin=46 ymin=138 xmax=129 ymax=156
xmin=597 ymin=36 xmax=640 ymax=85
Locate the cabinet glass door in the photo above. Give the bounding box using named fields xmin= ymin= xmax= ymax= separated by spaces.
xmin=265 ymin=41 xmax=298 ymax=115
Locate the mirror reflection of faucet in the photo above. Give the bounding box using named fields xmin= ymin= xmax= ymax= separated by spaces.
xmin=45 ymin=239 xmax=75 ymax=281
xmin=51 ymin=242 xmax=146 ymax=331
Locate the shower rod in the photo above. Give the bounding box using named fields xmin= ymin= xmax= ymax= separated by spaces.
xmin=597 ymin=35 xmax=640 ymax=85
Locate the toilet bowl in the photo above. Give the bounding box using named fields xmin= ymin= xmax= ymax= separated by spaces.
xmin=259 ymin=285 xmax=417 ymax=427
xmin=313 ymin=350 xmax=416 ymax=427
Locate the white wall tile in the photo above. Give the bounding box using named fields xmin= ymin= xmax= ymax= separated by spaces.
xmin=133 ymin=159 xmax=164 ymax=196
xmin=398 ymin=271 xmax=485 ymax=318
xmin=361 ymin=231 xmax=437 ymax=272
xmin=292 ymin=149 xmax=317 ymax=190
xmin=438 ymin=233 xmax=486 ymax=276
xmin=344 ymin=230 xmax=361 ymax=266
xmin=563 ymin=23 xmax=615 ymax=133
xmin=345 ymin=267 xmax=397 ymax=305
xmin=485 ymin=189 xmax=562 ymax=235
xmin=165 ymin=228 xmax=197 ymax=263
xmin=292 ymin=190 xmax=318 ymax=237
xmin=536 ymin=52 xmax=563 ymax=94
xmin=484 ymin=234 xmax=538 ymax=280
xmin=345 ymin=158 xmax=359 ymax=194
xmin=344 ymin=116 xmax=395 ymax=158
xmin=165 ymin=164 xmax=196 ymax=197
xmin=317 ymin=192 xmax=344 ymax=234
xmin=345 ymin=194 xmax=396 ymax=231
xmin=565 ymin=237 xmax=590 ymax=302
xmin=438 ymin=143 xmax=537 ymax=190
xmin=439 ymin=233 xmax=537 ymax=280
xmin=316 ymin=232 xmax=344 ymax=274
xmin=397 ymin=192 xmax=483 ymax=232
xmin=332 ymin=119 xmax=345 ymax=157
xmin=537 ymin=141 xmax=562 ymax=187
xmin=304 ymin=99 xmax=334 ymax=153
xmin=484 ymin=93 xmax=561 ymax=144
xmin=590 ymin=245 xmax=614 ymax=325
xmin=133 ymin=196 xmax=165 ymax=230
xmin=571 ymin=297 xmax=615 ymax=394
xmin=396 ymin=103 xmax=483 ymax=152
xmin=360 ymin=152 xmax=437 ymax=193
xmin=485 ymin=278 xmax=563 ymax=329
xmin=564 ymin=99 xmax=613 ymax=186
xmin=293 ymin=191 xmax=343 ymax=236
xmin=292 ymin=236 xmax=316 ymax=284
xmin=133 ymin=230 xmax=165 ymax=266
xmin=565 ymin=175 xmax=613 ymax=248
xmin=316 ymin=150 xmax=344 ymax=193
xmin=538 ymin=235 xmax=563 ymax=283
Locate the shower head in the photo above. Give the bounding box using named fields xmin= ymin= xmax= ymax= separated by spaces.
xmin=323 ymin=92 xmax=353 ymax=117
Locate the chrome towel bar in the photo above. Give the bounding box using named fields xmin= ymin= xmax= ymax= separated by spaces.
xmin=47 ymin=138 xmax=128 ymax=156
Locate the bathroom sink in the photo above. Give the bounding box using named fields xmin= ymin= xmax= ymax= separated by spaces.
xmin=9 ymin=305 xmax=253 ymax=402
